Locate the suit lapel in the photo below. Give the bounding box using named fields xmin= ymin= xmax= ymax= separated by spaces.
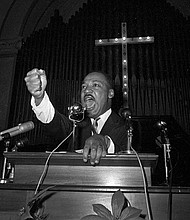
xmin=100 ymin=112 xmax=120 ymax=135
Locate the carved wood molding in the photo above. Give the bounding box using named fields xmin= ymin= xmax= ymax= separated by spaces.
xmin=0 ymin=37 xmax=22 ymax=54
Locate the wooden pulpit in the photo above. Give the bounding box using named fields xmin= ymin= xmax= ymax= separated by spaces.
xmin=0 ymin=152 xmax=190 ymax=220
xmin=4 ymin=152 xmax=158 ymax=186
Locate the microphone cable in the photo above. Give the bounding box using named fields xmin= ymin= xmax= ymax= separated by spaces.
xmin=167 ymin=147 xmax=173 ymax=220
xmin=34 ymin=130 xmax=73 ymax=195
xmin=130 ymin=146 xmax=153 ymax=220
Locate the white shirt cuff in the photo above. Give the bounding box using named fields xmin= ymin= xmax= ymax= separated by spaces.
xmin=105 ymin=135 xmax=115 ymax=154
xmin=31 ymin=91 xmax=55 ymax=123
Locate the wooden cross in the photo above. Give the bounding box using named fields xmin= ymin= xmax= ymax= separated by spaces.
xmin=95 ymin=22 xmax=154 ymax=109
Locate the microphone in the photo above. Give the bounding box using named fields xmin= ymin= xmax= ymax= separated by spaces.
xmin=155 ymin=121 xmax=167 ymax=130
xmin=0 ymin=121 xmax=34 ymax=141
xmin=154 ymin=120 xmax=169 ymax=144
xmin=68 ymin=102 xmax=86 ymax=123
xmin=119 ymin=107 xmax=133 ymax=131
xmin=119 ymin=107 xmax=132 ymax=119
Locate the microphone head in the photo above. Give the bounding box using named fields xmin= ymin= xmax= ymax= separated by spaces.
xmin=119 ymin=107 xmax=132 ymax=119
xmin=155 ymin=121 xmax=167 ymax=129
xmin=0 ymin=121 xmax=34 ymax=142
xmin=68 ymin=103 xmax=86 ymax=122
xmin=72 ymin=102 xmax=84 ymax=112
xmin=18 ymin=121 xmax=35 ymax=133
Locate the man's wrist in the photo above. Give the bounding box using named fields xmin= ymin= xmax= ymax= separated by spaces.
xmin=34 ymin=91 xmax=45 ymax=106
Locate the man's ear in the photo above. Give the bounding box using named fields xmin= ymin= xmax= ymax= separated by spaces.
xmin=108 ymin=89 xmax=114 ymax=99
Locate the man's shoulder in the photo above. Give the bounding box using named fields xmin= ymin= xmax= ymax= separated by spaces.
xmin=109 ymin=110 xmax=125 ymax=124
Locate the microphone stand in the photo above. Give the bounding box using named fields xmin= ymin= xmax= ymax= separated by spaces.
xmin=119 ymin=107 xmax=134 ymax=154
xmin=0 ymin=132 xmax=31 ymax=183
xmin=71 ymin=121 xmax=77 ymax=152
xmin=126 ymin=116 xmax=133 ymax=154
xmin=160 ymin=128 xmax=173 ymax=220
xmin=0 ymin=137 xmax=11 ymax=184
xmin=68 ymin=103 xmax=85 ymax=152
xmin=161 ymin=129 xmax=171 ymax=185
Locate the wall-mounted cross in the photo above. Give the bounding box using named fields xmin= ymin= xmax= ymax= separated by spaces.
xmin=95 ymin=22 xmax=154 ymax=109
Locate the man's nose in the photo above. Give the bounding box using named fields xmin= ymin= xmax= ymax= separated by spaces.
xmin=84 ymin=85 xmax=93 ymax=93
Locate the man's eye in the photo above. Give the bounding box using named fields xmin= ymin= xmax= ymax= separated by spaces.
xmin=93 ymin=83 xmax=100 ymax=87
xmin=81 ymin=84 xmax=86 ymax=90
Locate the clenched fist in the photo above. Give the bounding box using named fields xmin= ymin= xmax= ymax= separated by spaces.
xmin=24 ymin=68 xmax=47 ymax=105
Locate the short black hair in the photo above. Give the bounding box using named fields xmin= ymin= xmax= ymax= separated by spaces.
xmin=87 ymin=70 xmax=113 ymax=89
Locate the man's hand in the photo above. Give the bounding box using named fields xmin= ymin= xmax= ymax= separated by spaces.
xmin=24 ymin=68 xmax=47 ymax=106
xmin=83 ymin=134 xmax=109 ymax=165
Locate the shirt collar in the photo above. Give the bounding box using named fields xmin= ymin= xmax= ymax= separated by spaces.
xmin=90 ymin=108 xmax=112 ymax=132
xmin=99 ymin=108 xmax=112 ymax=122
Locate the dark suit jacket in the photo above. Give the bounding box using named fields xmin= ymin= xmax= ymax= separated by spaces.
xmin=42 ymin=110 xmax=129 ymax=153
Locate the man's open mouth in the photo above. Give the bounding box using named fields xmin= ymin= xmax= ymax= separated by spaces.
xmin=84 ymin=95 xmax=96 ymax=110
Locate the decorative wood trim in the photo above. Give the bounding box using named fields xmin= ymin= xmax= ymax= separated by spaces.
xmin=0 ymin=37 xmax=22 ymax=54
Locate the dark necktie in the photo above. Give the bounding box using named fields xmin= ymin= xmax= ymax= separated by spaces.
xmin=92 ymin=117 xmax=100 ymax=134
